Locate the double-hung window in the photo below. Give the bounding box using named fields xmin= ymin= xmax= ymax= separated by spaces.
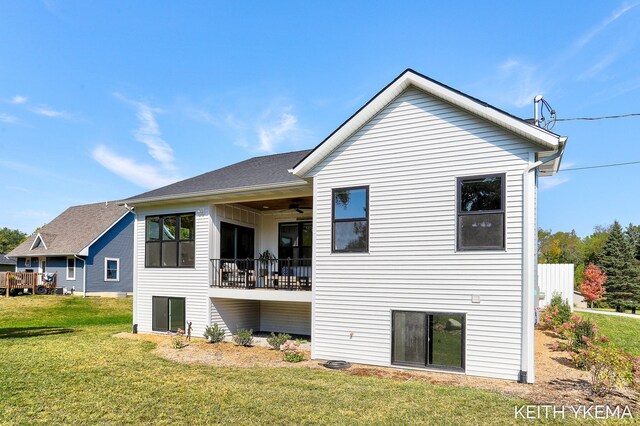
xmin=105 ymin=258 xmax=120 ymax=281
xmin=457 ymin=174 xmax=505 ymax=251
xmin=332 ymin=186 xmax=369 ymax=253
xmin=146 ymin=213 xmax=195 ymax=267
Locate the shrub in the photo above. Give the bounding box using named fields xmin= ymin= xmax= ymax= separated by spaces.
xmin=283 ymin=351 xmax=305 ymax=363
xmin=569 ymin=317 xmax=596 ymax=353
xmin=203 ymin=324 xmax=226 ymax=343
xmin=281 ymin=340 xmax=305 ymax=363
xmin=539 ymin=294 xmax=572 ymax=331
xmin=170 ymin=335 xmax=184 ymax=349
xmin=233 ymin=328 xmax=254 ymax=347
xmin=266 ymin=332 xmax=290 ymax=350
xmin=573 ymin=345 xmax=634 ymax=396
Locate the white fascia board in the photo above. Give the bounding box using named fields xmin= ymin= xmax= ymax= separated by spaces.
xmin=292 ymin=70 xmax=563 ymax=178
xmin=78 ymin=211 xmax=133 ymax=256
xmin=123 ymin=181 xmax=310 ymax=207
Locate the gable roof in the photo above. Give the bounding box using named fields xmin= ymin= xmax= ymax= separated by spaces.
xmin=125 ymin=149 xmax=311 ymax=204
xmin=7 ymin=202 xmax=131 ymax=257
xmin=0 ymin=254 xmax=16 ymax=266
xmin=292 ymin=68 xmax=566 ymax=177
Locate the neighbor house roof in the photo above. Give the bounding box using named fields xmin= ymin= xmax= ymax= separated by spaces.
xmin=0 ymin=254 xmax=16 ymax=265
xmin=292 ymin=68 xmax=567 ymax=177
xmin=7 ymin=202 xmax=131 ymax=257
xmin=125 ymin=149 xmax=311 ymax=204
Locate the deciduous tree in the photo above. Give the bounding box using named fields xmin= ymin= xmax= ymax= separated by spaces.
xmin=579 ymin=264 xmax=607 ymax=308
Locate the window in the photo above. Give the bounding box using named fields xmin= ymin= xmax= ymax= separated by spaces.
xmin=152 ymin=297 xmax=185 ymax=332
xmin=25 ymin=257 xmax=31 ymax=268
xmin=105 ymin=258 xmax=120 ymax=281
xmin=220 ymin=222 xmax=255 ymax=259
xmin=66 ymin=257 xmax=76 ymax=280
xmin=145 ymin=213 xmax=195 ymax=268
xmin=332 ymin=186 xmax=368 ymax=252
xmin=457 ymin=174 xmax=505 ymax=251
xmin=278 ymin=222 xmax=312 ymax=260
xmin=392 ymin=311 xmax=465 ymax=371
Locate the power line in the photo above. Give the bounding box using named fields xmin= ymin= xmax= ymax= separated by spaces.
xmin=559 ymin=160 xmax=640 ymax=172
xmin=555 ymin=113 xmax=640 ymax=122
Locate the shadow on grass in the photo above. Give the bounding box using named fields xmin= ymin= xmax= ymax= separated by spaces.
xmin=0 ymin=326 xmax=75 ymax=339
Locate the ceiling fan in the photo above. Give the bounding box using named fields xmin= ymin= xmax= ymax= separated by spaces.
xmin=281 ymin=198 xmax=312 ymax=214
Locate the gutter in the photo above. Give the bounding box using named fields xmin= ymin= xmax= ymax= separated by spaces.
xmin=520 ymin=136 xmax=567 ymax=384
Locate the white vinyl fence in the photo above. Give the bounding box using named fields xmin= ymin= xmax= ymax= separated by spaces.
xmin=537 ymin=264 xmax=575 ymax=310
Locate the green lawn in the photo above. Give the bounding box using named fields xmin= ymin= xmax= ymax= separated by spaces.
xmin=0 ymin=297 xmax=619 ymax=425
xmin=578 ymin=312 xmax=640 ymax=356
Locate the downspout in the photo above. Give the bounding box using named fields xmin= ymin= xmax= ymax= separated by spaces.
xmin=520 ymin=137 xmax=567 ymax=384
xmin=74 ymin=255 xmax=86 ymax=298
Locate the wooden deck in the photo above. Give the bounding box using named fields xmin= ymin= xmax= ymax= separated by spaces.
xmin=1 ymin=272 xmax=57 ymax=297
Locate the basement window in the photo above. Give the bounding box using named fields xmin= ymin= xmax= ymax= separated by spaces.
xmin=457 ymin=174 xmax=505 ymax=251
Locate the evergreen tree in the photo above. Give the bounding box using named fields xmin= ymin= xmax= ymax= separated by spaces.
xmin=597 ymin=221 xmax=639 ymax=312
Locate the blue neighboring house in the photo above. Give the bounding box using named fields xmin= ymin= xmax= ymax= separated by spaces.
xmin=7 ymin=202 xmax=134 ymax=296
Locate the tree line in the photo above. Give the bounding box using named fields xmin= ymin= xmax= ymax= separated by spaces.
xmin=539 ymin=221 xmax=640 ymax=313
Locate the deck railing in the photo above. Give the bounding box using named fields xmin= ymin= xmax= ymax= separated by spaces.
xmin=1 ymin=271 xmax=57 ymax=297
xmin=210 ymin=258 xmax=311 ymax=290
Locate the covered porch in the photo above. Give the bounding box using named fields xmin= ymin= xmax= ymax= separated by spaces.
xmin=209 ymin=195 xmax=313 ymax=293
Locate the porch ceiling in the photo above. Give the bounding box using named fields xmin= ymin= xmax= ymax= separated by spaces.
xmin=235 ymin=196 xmax=312 ymax=212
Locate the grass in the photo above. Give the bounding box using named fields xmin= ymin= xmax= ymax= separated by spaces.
xmin=0 ymin=297 xmax=619 ymax=425
xmin=578 ymin=311 xmax=640 ymax=356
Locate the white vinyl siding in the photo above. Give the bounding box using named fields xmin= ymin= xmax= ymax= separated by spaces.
xmin=209 ymin=299 xmax=310 ymax=336
xmin=260 ymin=301 xmax=311 ymax=335
xmin=210 ymin=298 xmax=260 ymax=335
xmin=309 ymin=87 xmax=537 ymax=381
xmin=134 ymin=204 xmax=211 ymax=337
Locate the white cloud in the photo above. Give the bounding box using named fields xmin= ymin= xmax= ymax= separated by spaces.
xmin=115 ymin=94 xmax=175 ymax=170
xmin=575 ymin=2 xmax=639 ymax=48
xmin=0 ymin=113 xmax=17 ymax=123
xmin=257 ymin=112 xmax=298 ymax=153
xmin=10 ymin=95 xmax=28 ymax=104
xmin=30 ymin=105 xmax=71 ymax=118
xmin=539 ymin=175 xmax=570 ymax=191
xmin=92 ymin=145 xmax=179 ymax=189
xmin=496 ymin=59 xmax=544 ymax=108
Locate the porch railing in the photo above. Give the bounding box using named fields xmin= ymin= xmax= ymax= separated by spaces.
xmin=1 ymin=272 xmax=57 ymax=297
xmin=210 ymin=258 xmax=311 ymax=290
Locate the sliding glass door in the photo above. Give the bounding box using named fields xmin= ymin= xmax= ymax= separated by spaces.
xmin=152 ymin=297 xmax=186 ymax=332
xmin=392 ymin=311 xmax=465 ymax=371
xmin=220 ymin=222 xmax=255 ymax=260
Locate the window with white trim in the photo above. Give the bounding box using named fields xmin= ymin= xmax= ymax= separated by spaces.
xmin=105 ymin=258 xmax=120 ymax=282
xmin=67 ymin=257 xmax=76 ymax=280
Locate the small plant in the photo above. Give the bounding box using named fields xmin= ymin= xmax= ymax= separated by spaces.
xmin=281 ymin=340 xmax=305 ymax=363
xmin=169 ymin=331 xmax=184 ymax=349
xmin=569 ymin=317 xmax=596 ymax=353
xmin=203 ymin=324 xmax=226 ymax=343
xmin=233 ymin=328 xmax=254 ymax=347
xmin=539 ymin=293 xmax=572 ymax=331
xmin=573 ymin=345 xmax=634 ymax=396
xmin=266 ymin=332 xmax=290 ymax=350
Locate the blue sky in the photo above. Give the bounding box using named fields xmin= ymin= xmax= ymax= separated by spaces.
xmin=1 ymin=1 xmax=639 ymax=237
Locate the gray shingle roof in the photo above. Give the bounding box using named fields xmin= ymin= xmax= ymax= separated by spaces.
xmin=0 ymin=254 xmax=16 ymax=265
xmin=7 ymin=202 xmax=130 ymax=257
xmin=127 ymin=149 xmax=312 ymax=202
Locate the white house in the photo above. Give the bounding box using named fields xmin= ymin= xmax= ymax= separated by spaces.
xmin=124 ymin=69 xmax=567 ymax=383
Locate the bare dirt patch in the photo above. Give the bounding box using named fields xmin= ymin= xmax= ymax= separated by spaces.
xmin=114 ymin=330 xmax=639 ymax=409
